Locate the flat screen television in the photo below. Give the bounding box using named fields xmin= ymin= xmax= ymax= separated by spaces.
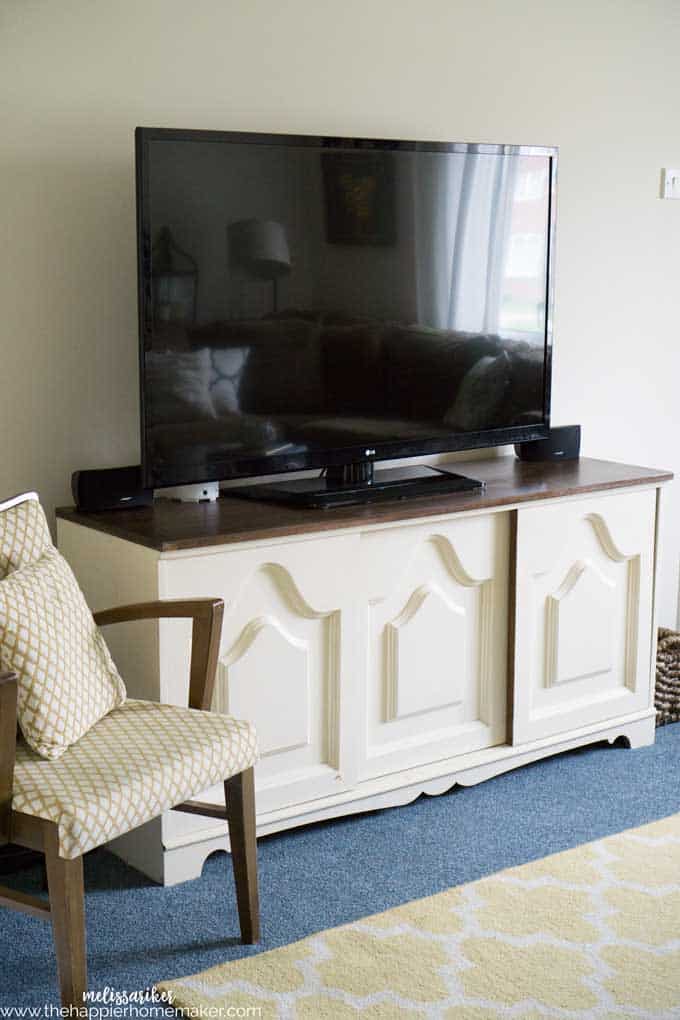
xmin=136 ymin=128 xmax=556 ymax=507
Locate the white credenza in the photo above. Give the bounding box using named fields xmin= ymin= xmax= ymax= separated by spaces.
xmin=56 ymin=457 xmax=670 ymax=885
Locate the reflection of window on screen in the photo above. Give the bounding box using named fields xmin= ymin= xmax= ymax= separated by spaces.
xmin=507 ymin=233 xmax=545 ymax=279
xmin=500 ymin=230 xmax=547 ymax=337
xmin=515 ymin=169 xmax=548 ymax=202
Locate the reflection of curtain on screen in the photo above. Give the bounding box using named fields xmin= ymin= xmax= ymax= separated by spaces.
xmin=413 ymin=152 xmax=518 ymax=334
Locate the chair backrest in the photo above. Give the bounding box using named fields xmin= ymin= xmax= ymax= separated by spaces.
xmin=0 ymin=492 xmax=53 ymax=580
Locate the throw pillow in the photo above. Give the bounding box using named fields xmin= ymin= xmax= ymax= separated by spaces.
xmin=0 ymin=549 xmax=126 ymax=760
xmin=0 ymin=495 xmax=53 ymax=579
xmin=210 ymin=347 xmax=250 ymax=415
xmin=444 ymin=352 xmax=510 ymax=432
xmin=382 ymin=327 xmax=503 ymax=420
xmin=145 ymin=347 xmax=216 ymax=426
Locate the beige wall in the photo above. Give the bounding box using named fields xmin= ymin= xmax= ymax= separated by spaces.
xmin=2 ymin=0 xmax=680 ymax=622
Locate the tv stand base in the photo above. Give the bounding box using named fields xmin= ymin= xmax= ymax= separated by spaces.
xmin=56 ymin=457 xmax=669 ymax=888
xmin=228 ymin=464 xmax=484 ymax=509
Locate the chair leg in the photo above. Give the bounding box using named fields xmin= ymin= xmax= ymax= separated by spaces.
xmin=44 ymin=825 xmax=87 ymax=1007
xmin=224 ymin=768 xmax=260 ymax=943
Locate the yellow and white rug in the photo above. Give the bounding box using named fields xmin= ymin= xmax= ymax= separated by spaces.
xmin=159 ymin=814 xmax=680 ymax=1018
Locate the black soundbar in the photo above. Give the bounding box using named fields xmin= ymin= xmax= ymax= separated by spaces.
xmin=515 ymin=425 xmax=581 ymax=462
xmin=71 ymin=466 xmax=153 ymax=512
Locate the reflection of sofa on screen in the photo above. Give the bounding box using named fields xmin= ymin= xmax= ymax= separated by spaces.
xmin=145 ymin=315 xmax=544 ymax=481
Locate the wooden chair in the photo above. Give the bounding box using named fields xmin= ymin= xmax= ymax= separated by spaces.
xmin=0 ymin=500 xmax=260 ymax=1006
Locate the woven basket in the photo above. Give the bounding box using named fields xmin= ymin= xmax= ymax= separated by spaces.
xmin=656 ymin=628 xmax=680 ymax=726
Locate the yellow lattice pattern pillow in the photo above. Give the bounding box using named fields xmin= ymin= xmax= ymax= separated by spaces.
xmin=0 ymin=495 xmax=53 ymax=578
xmin=0 ymin=549 xmax=126 ymax=760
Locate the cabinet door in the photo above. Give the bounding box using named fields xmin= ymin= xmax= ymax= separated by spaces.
xmin=157 ymin=533 xmax=359 ymax=838
xmin=513 ymin=489 xmax=657 ymax=744
xmin=360 ymin=512 xmax=509 ymax=780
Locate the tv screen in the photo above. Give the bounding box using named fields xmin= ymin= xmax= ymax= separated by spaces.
xmin=136 ymin=129 xmax=555 ymax=490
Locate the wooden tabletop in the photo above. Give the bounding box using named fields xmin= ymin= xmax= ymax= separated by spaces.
xmin=56 ymin=457 xmax=672 ymax=553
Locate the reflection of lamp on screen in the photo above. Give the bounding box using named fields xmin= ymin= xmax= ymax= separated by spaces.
xmin=228 ymin=219 xmax=291 ymax=314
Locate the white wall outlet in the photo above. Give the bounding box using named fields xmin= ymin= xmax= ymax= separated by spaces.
xmin=660 ymin=168 xmax=680 ymax=199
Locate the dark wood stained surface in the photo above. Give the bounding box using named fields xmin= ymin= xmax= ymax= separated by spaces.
xmin=56 ymin=457 xmax=673 ymax=554
xmin=224 ymin=768 xmax=260 ymax=944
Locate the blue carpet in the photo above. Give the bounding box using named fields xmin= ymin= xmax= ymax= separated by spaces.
xmin=2 ymin=723 xmax=680 ymax=1007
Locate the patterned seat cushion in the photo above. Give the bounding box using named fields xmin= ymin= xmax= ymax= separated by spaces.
xmin=12 ymin=699 xmax=259 ymax=859
xmin=0 ymin=493 xmax=53 ymax=579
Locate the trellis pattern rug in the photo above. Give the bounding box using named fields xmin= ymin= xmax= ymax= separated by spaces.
xmin=656 ymin=628 xmax=680 ymax=726
xmin=159 ymin=812 xmax=680 ymax=1018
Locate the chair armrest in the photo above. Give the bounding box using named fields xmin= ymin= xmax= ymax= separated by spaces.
xmin=94 ymin=599 xmax=224 ymax=711
xmin=0 ymin=671 xmax=18 ymax=846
